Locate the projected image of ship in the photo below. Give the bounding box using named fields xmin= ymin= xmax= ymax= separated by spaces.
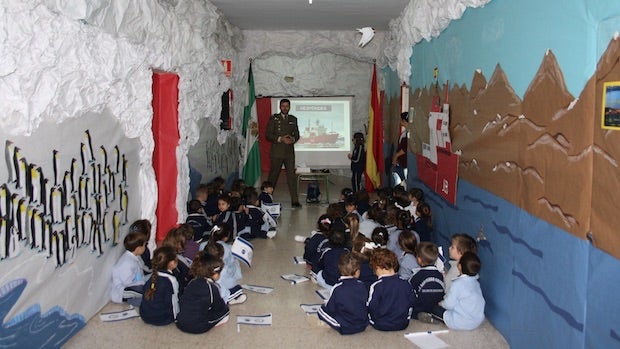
xmin=298 ymin=119 xmax=340 ymax=146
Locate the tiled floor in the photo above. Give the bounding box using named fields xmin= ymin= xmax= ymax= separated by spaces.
xmin=64 ymin=174 xmax=509 ymax=349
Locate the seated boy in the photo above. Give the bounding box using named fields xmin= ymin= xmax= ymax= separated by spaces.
xmin=239 ymin=189 xmax=276 ymax=239
xmin=186 ymin=199 xmax=212 ymax=242
xmin=110 ymin=231 xmax=148 ymax=306
xmin=258 ymin=181 xmax=274 ymax=204
xmin=418 ymin=252 xmax=485 ymax=330
xmin=367 ymin=248 xmax=415 ymax=331
xmin=317 ymin=252 xmax=368 ymax=335
xmin=445 ymin=233 xmax=477 ymax=292
xmin=409 ymin=241 xmax=445 ymax=318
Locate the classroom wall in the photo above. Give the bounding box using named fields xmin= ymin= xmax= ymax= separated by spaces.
xmin=386 ymin=0 xmax=620 ymax=348
xmin=0 ymin=1 xmax=240 ymax=347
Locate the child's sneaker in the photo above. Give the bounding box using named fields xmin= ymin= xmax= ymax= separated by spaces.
xmin=228 ymin=293 xmax=247 ymax=305
xmin=267 ymin=229 xmax=277 ymax=239
xmin=417 ymin=312 xmax=438 ymax=324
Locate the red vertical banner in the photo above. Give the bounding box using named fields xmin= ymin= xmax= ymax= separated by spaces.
xmin=152 ymin=71 xmax=180 ymax=243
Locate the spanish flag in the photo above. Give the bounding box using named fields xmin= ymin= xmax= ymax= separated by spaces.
xmin=365 ymin=63 xmax=383 ymax=191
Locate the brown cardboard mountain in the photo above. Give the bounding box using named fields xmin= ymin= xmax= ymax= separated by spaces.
xmin=406 ymin=38 xmax=620 ymax=259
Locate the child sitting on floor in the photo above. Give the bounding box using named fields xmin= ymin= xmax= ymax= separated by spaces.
xmin=417 ymin=252 xmax=485 ymax=330
xmin=176 ymin=252 xmax=230 ymax=333
xmin=258 ymin=181 xmax=274 ymax=204
xmin=185 ymin=199 xmax=211 ymax=242
xmin=444 ymin=233 xmax=478 ymax=293
xmin=207 ymin=225 xmax=246 ymax=305
xmin=409 ymin=241 xmax=445 ymax=319
xmin=303 ymin=214 xmax=331 ymax=274
xmin=239 ymin=189 xmax=276 ymax=239
xmin=317 ymin=252 xmax=369 ymax=335
xmin=316 ymin=229 xmax=349 ymax=290
xmin=397 ymin=230 xmax=419 ymax=281
xmin=351 ymin=236 xmax=378 ymax=289
xmin=367 ymin=248 xmax=415 ymax=331
xmin=110 ymin=231 xmax=147 ymax=306
xmin=140 ymin=246 xmax=180 ymax=326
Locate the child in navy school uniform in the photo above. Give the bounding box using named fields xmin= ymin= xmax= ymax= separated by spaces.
xmin=213 ymin=193 xmax=240 ymax=241
xmin=238 ymin=189 xmax=275 ymax=239
xmin=186 ymin=199 xmax=211 ymax=242
xmin=351 ymin=235 xmax=378 ymax=289
xmin=409 ymin=241 xmax=445 ymax=319
xmin=176 ymin=252 xmax=230 ymax=333
xmin=162 ymin=227 xmax=192 ymax=294
xmin=413 ymin=202 xmax=433 ymax=242
xmin=140 ymin=246 xmax=180 ymax=326
xmin=367 ymin=248 xmax=415 ymax=331
xmin=258 ymin=181 xmax=274 ymax=204
xmin=418 ymin=252 xmax=485 ymax=330
xmin=316 ymin=229 xmax=349 ymax=290
xmin=303 ymin=214 xmax=331 ymax=273
xmin=348 ymin=132 xmax=366 ymax=193
xmin=317 ymin=252 xmax=369 ymax=335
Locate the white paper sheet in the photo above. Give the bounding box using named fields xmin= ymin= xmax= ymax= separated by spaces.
xmin=404 ymin=331 xmax=450 ymax=349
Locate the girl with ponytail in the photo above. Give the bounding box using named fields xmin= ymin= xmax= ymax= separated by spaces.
xmin=139 ymin=246 xmax=179 ymax=326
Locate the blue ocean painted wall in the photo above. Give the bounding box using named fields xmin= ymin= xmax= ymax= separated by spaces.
xmin=390 ymin=0 xmax=620 ymax=348
xmin=405 ymin=164 xmax=620 ymax=349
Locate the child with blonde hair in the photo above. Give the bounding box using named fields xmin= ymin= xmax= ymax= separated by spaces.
xmin=140 ymin=246 xmax=180 ymax=326
xmin=176 ymin=252 xmax=230 ymax=333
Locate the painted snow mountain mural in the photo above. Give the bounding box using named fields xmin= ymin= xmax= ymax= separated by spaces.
xmin=410 ymin=38 xmax=620 ymax=259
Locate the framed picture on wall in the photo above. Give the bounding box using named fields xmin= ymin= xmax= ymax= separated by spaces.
xmin=601 ymin=81 xmax=620 ymax=130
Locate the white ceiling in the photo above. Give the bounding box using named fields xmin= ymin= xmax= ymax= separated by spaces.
xmin=210 ymin=0 xmax=409 ymax=31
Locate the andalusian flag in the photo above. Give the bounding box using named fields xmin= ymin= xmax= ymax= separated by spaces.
xmin=365 ymin=63 xmax=383 ymax=191
xmin=242 ymin=63 xmax=261 ymax=188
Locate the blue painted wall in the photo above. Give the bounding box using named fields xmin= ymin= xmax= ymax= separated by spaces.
xmin=409 ymin=0 xmax=620 ymax=98
xmin=391 ymin=0 xmax=620 ymax=348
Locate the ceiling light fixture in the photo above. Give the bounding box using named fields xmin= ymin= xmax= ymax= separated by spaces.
xmin=309 ymin=0 xmax=312 ymax=4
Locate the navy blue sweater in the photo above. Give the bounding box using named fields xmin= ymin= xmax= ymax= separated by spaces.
xmin=408 ymin=266 xmax=445 ymax=317
xmin=367 ymin=274 xmax=414 ymax=331
xmin=140 ymin=271 xmax=178 ymax=326
xmin=176 ymin=278 xmax=229 ymax=334
xmin=303 ymin=233 xmax=328 ymax=272
xmin=318 ymin=277 xmax=368 ymax=334
xmin=318 ymin=246 xmax=349 ymax=286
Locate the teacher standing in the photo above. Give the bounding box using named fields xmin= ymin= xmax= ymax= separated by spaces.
xmin=265 ymin=99 xmax=302 ymax=208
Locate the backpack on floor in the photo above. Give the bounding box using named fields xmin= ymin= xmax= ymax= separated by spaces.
xmin=306 ymin=181 xmax=321 ymax=203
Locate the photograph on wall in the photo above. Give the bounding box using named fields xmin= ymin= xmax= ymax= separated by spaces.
xmin=601 ymin=81 xmax=620 ymax=130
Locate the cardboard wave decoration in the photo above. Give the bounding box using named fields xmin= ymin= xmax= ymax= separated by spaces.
xmin=0 ymin=279 xmax=85 ymax=348
xmin=409 ymin=39 xmax=620 ymax=259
